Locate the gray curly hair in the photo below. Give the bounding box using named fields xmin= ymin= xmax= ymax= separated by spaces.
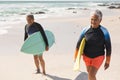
xmin=90 ymin=9 xmax=103 ymax=20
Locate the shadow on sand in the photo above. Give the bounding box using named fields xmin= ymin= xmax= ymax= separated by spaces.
xmin=74 ymin=72 xmax=88 ymax=80
xmin=46 ymin=74 xmax=71 ymax=80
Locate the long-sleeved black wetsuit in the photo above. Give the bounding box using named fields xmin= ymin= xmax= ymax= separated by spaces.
xmin=24 ymin=22 xmax=49 ymax=47
xmin=76 ymin=25 xmax=111 ymax=58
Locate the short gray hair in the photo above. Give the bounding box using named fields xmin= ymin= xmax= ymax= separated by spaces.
xmin=26 ymin=14 xmax=34 ymax=20
xmin=90 ymin=9 xmax=103 ymax=20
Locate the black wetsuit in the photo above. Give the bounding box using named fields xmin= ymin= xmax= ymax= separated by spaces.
xmin=76 ymin=25 xmax=111 ymax=58
xmin=24 ymin=22 xmax=49 ymax=47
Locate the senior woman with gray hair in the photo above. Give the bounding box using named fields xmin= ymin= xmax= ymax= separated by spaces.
xmin=74 ymin=9 xmax=112 ymax=80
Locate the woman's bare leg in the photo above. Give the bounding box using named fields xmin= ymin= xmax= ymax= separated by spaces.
xmin=34 ymin=55 xmax=40 ymax=73
xmin=39 ymin=55 xmax=46 ymax=75
xmin=87 ymin=66 xmax=98 ymax=80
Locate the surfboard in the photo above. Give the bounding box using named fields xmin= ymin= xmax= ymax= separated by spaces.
xmin=20 ymin=30 xmax=55 ymax=55
xmin=73 ymin=38 xmax=86 ymax=71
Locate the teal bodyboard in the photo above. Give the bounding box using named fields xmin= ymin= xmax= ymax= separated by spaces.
xmin=20 ymin=30 xmax=55 ymax=55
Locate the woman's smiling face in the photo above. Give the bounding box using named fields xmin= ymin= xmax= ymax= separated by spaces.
xmin=90 ymin=14 xmax=101 ymax=28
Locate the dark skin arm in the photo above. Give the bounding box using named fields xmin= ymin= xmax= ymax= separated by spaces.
xmin=104 ymin=56 xmax=111 ymax=70
xmin=45 ymin=46 xmax=49 ymax=51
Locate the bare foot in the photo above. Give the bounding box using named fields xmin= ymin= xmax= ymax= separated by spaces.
xmin=35 ymin=69 xmax=41 ymax=74
xmin=42 ymin=71 xmax=46 ymax=75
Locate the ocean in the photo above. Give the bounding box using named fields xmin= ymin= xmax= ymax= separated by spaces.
xmin=0 ymin=1 xmax=120 ymax=35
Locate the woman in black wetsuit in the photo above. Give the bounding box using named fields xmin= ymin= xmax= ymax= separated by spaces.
xmin=24 ymin=15 xmax=49 ymax=75
xmin=74 ymin=10 xmax=112 ymax=80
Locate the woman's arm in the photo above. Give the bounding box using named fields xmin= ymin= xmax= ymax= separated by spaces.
xmin=37 ymin=24 xmax=49 ymax=49
xmin=74 ymin=27 xmax=89 ymax=61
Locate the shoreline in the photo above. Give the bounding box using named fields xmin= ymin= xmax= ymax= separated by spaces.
xmin=1 ymin=8 xmax=120 ymax=35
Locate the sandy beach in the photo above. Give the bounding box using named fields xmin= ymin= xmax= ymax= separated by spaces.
xmin=0 ymin=9 xmax=120 ymax=80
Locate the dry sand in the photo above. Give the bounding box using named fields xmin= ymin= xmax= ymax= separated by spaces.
xmin=0 ymin=9 xmax=120 ymax=80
